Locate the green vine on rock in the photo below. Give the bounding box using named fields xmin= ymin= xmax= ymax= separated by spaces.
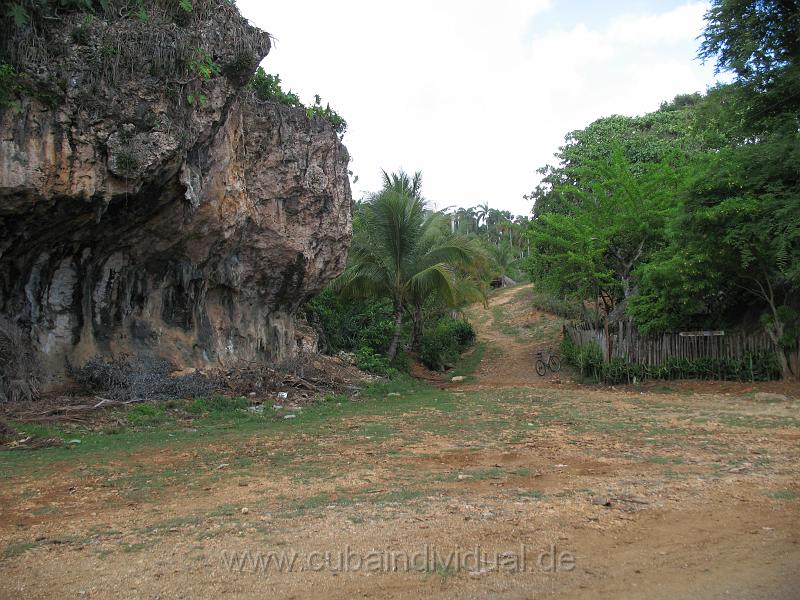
xmin=185 ymin=47 xmax=219 ymax=108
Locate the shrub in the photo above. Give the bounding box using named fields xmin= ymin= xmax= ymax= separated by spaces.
xmin=306 ymin=94 xmax=347 ymax=135
xmin=304 ymin=289 xmax=397 ymax=355
xmin=250 ymin=68 xmax=347 ymax=134
xmin=250 ymin=67 xmax=302 ymax=107
xmin=0 ymin=62 xmax=25 ymax=110
xmin=355 ymin=346 xmax=392 ymax=375
xmin=419 ymin=318 xmax=476 ymax=371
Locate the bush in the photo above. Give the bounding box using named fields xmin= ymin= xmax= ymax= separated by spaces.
xmin=250 ymin=67 xmax=302 ymax=107
xmin=304 ymin=289 xmax=397 ymax=355
xmin=419 ymin=318 xmax=476 ymax=371
xmin=355 ymin=346 xmax=393 ymax=375
xmin=250 ymin=68 xmax=347 ymax=134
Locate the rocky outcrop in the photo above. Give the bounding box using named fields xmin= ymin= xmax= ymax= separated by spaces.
xmin=0 ymin=1 xmax=352 ymax=385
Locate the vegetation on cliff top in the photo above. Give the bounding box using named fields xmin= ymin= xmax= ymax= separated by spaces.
xmin=250 ymin=67 xmax=347 ymax=135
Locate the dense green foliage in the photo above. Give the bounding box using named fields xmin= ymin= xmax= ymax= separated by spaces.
xmin=306 ymin=171 xmax=485 ymax=372
xmin=419 ymin=318 xmax=475 ymax=371
xmin=333 ymin=171 xmax=482 ymax=359
xmin=527 ymin=0 xmax=800 ymax=379
xmin=250 ymin=67 xmax=347 ymax=135
xmin=304 ymin=289 xmax=395 ymax=355
xmin=250 ymin=68 xmax=302 ymax=107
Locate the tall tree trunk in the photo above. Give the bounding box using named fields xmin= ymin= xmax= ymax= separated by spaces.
xmin=753 ymin=272 xmax=796 ymax=381
xmin=387 ymin=308 xmax=404 ymax=360
xmin=764 ymin=306 xmax=795 ymax=380
xmin=410 ymin=307 xmax=423 ymax=350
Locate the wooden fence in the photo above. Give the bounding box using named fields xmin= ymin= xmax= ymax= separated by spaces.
xmin=564 ymin=322 xmax=799 ymax=372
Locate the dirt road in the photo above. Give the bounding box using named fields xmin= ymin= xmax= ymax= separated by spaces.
xmin=1 ymin=285 xmax=799 ymax=599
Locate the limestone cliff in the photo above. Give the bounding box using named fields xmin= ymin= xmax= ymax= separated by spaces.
xmin=0 ymin=1 xmax=352 ymax=385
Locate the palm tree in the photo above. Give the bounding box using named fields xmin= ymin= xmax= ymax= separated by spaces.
xmin=475 ymin=203 xmax=489 ymax=229
xmin=335 ymin=175 xmax=480 ymax=359
xmin=381 ymin=169 xmax=423 ymax=200
xmin=489 ymin=243 xmax=518 ymax=285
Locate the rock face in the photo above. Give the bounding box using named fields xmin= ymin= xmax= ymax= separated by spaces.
xmin=0 ymin=2 xmax=352 ymax=385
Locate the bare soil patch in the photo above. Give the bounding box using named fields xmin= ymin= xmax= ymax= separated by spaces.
xmin=1 ymin=285 xmax=798 ymax=598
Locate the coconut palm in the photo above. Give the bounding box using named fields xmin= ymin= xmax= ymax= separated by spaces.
xmin=475 ymin=202 xmax=490 ymax=229
xmin=335 ymin=176 xmax=481 ymax=359
xmin=489 ymin=243 xmax=519 ymax=286
xmin=381 ymin=169 xmax=423 ymax=200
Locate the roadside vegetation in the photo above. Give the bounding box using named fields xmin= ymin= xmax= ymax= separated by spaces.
xmin=306 ymin=171 xmax=531 ymax=374
xmin=525 ymin=0 xmax=799 ymax=380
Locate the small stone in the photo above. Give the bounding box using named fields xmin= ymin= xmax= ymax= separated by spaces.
xmin=240 ymin=507 xmax=249 ymax=514
xmin=283 ymin=414 xmax=296 ymax=419
xmin=451 ymin=376 xmax=466 ymax=383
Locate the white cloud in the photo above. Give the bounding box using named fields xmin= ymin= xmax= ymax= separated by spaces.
xmin=235 ymin=1 xmax=723 ymax=215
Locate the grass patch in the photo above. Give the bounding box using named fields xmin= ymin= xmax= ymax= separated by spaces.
xmin=646 ymin=455 xmax=684 ymax=465
xmin=2 ymin=540 xmax=38 ymax=559
xmin=518 ymin=489 xmax=545 ymax=500
xmin=767 ymin=490 xmax=799 ymax=501
xmin=448 ymin=343 xmax=487 ymax=381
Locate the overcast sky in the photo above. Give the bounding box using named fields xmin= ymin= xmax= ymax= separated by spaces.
xmin=236 ymin=0 xmax=728 ymax=216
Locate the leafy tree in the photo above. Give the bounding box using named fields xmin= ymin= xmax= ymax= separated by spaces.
xmin=527 ymin=107 xmax=704 ymax=218
xmin=634 ymin=123 xmax=800 ymax=377
xmin=527 ymin=148 xmax=681 ymax=314
xmin=699 ymin=0 xmax=800 ymax=97
xmin=629 ymin=0 xmax=800 ymax=378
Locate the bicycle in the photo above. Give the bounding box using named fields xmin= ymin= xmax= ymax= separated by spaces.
xmin=535 ymin=347 xmax=561 ymax=376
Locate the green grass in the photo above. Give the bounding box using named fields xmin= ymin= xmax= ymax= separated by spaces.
xmin=127 ymin=403 xmax=168 ymax=427
xmin=646 ymin=455 xmax=685 ymax=465
xmin=448 ymin=343 xmax=487 ymax=381
xmin=2 ymin=540 xmax=38 ymax=559
xmin=518 ymin=489 xmax=545 ymax=500
xmin=767 ymin=490 xmax=799 ymax=501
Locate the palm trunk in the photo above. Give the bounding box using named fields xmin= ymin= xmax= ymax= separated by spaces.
xmin=387 ymin=308 xmax=404 ymax=360
xmin=410 ymin=307 xmax=423 ymax=350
